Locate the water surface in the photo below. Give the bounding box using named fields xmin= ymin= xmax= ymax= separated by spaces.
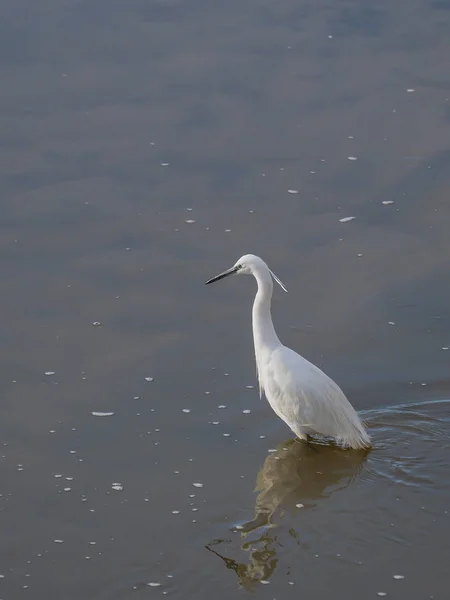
xmin=1 ymin=1 xmax=450 ymax=598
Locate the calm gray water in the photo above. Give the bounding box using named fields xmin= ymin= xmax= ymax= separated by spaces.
xmin=1 ymin=1 xmax=450 ymax=598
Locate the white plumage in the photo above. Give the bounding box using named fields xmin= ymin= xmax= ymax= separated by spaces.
xmin=206 ymin=254 xmax=371 ymax=450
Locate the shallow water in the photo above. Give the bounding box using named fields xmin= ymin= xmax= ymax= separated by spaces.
xmin=1 ymin=0 xmax=450 ymax=598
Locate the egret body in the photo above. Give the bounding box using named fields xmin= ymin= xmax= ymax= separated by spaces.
xmin=205 ymin=254 xmax=371 ymax=450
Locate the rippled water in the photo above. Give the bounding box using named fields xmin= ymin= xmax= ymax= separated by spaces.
xmin=1 ymin=0 xmax=450 ymax=598
xmin=204 ymin=399 xmax=450 ymax=595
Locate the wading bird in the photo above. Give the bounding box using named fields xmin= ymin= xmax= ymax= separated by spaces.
xmin=206 ymin=254 xmax=371 ymax=450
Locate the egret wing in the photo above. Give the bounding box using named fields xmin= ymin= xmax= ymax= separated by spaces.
xmin=265 ymin=346 xmax=369 ymax=447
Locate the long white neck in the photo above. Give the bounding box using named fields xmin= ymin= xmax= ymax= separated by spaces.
xmin=252 ymin=268 xmax=282 ymax=356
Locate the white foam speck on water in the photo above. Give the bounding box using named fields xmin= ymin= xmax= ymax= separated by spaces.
xmin=160 ymin=162 xmax=170 ymax=167
xmin=218 ymin=405 xmax=227 ymax=409
xmin=92 ymin=412 xmax=114 ymax=417
xmin=393 ymin=575 xmax=404 ymax=580
xmin=406 ymin=88 xmax=415 ymax=92
xmin=212 ymin=421 xmax=219 ymax=425
xmin=339 ymin=216 xmax=356 ymax=223
xmin=45 ymin=371 xmax=55 ymax=376
xmin=63 ymin=488 xmax=71 ymax=492
xmin=225 ymin=229 xmax=231 ymax=232
xmin=192 ymin=483 xmax=203 ymax=488
xmin=185 ymin=219 xmax=196 ymax=224
xmin=347 ymin=156 xmax=358 ymax=161
xmin=245 ymin=385 xmax=254 ymax=389
xmin=171 ymin=510 xmax=180 ymax=514
xmin=296 ymin=503 xmax=304 ymax=508
xmin=182 ymin=409 xmax=191 ymax=413
xmin=54 ymin=540 xmax=64 ymax=543
xmin=92 ymin=321 xmax=101 ymax=326
xmin=388 ymin=322 xmax=395 ymax=326
xmin=148 ymin=582 xmax=162 ymax=587
xmin=382 ymin=200 xmax=394 ymax=205
xmin=442 ymin=347 xmax=449 ymax=351
xmin=223 ymin=433 xmax=231 ymax=437
xmin=288 ymin=189 xmax=299 ymax=194
xmin=260 ymin=580 xmax=270 ymax=585
xmin=112 ymin=483 xmax=123 ymax=491
xmin=242 ymin=409 xmax=251 ymax=414
xmin=144 ymin=377 xmax=154 ymax=382
xmin=54 ymin=474 xmax=62 ymax=478
xmin=377 ymin=593 xmax=387 ymax=597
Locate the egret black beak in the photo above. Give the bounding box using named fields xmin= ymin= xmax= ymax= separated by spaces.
xmin=205 ymin=266 xmax=238 ymax=285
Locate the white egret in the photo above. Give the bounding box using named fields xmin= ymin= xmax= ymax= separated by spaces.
xmin=205 ymin=254 xmax=371 ymax=450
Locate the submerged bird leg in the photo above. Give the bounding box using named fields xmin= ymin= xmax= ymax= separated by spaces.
xmin=294 ymin=435 xmax=319 ymax=452
xmin=306 ymin=434 xmax=320 ymax=452
xmin=293 ymin=435 xmax=307 ymax=444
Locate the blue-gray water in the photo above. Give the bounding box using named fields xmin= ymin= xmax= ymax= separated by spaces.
xmin=1 ymin=1 xmax=450 ymax=598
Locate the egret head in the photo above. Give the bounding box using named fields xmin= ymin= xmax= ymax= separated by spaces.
xmin=205 ymin=254 xmax=287 ymax=291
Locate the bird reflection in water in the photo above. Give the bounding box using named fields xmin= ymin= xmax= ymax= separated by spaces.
xmin=206 ymin=438 xmax=369 ymax=589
